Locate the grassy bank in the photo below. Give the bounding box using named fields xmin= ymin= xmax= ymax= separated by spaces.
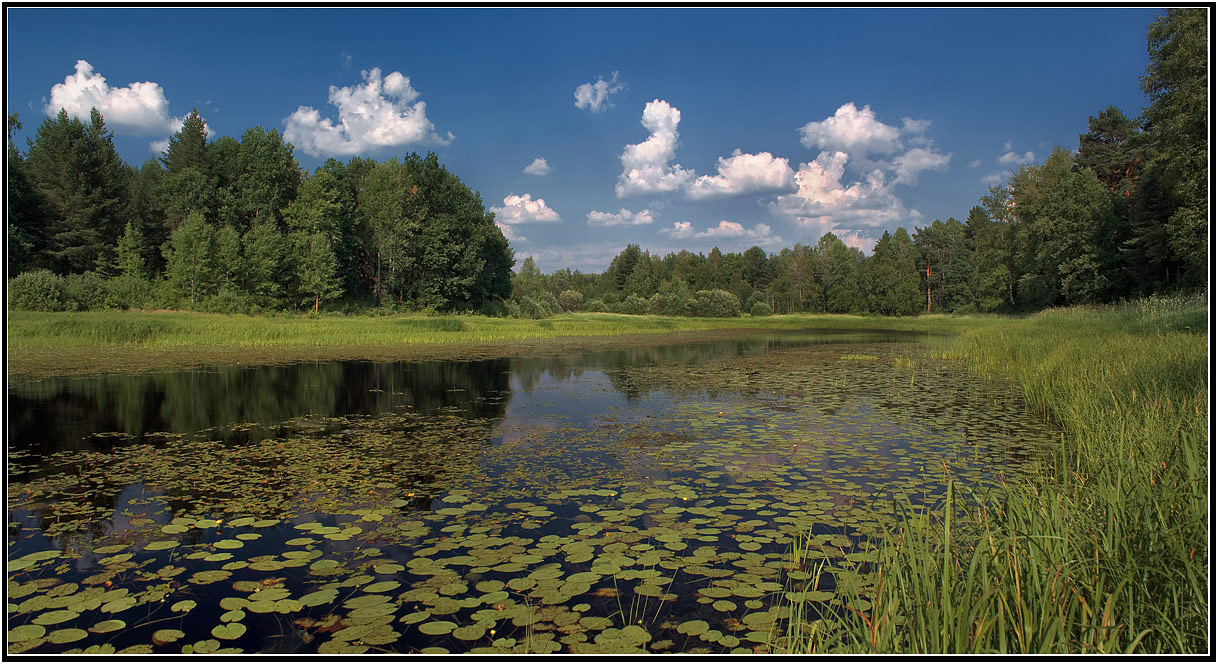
xmin=787 ymin=295 xmax=1209 ymax=654
xmin=5 ymin=309 xmax=975 ymax=380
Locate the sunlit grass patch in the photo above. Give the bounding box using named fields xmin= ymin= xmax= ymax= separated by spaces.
xmin=781 ymin=294 xmax=1208 ymax=654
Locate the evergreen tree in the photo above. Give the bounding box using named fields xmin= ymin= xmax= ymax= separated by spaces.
xmin=814 ymin=232 xmax=861 ymax=314
xmin=232 ymin=126 xmax=300 ymax=228
xmin=23 ymin=108 xmax=128 ymax=273
xmin=1138 ymin=8 xmax=1208 ymax=289
xmin=161 ymin=109 xmax=210 ymax=175
xmin=292 ymin=232 xmax=343 ymax=312
xmin=241 ymin=219 xmax=289 ymax=307
xmin=163 ymin=210 xmax=217 ymax=304
xmin=7 ymin=113 xmax=45 ymax=274
xmin=114 ymin=221 xmax=148 ymax=280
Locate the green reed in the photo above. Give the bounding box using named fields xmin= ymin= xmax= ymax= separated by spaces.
xmin=784 ymin=295 xmax=1208 ymax=653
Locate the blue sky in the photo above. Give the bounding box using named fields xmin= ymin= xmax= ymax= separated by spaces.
xmin=6 ymin=7 xmax=1164 ymax=272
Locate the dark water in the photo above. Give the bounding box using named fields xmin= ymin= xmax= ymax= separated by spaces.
xmin=6 ymin=328 xmax=1058 ymax=654
xmin=7 ymin=329 xmax=928 ymax=455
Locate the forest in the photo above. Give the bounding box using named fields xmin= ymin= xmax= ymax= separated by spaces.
xmin=5 ymin=9 xmax=1206 ymax=318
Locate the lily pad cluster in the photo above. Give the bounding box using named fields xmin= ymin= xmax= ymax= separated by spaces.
xmin=7 ymin=338 xmax=1057 ymax=654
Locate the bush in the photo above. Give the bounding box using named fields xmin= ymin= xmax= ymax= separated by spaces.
xmin=481 ymin=299 xmax=509 ymax=318
xmin=584 ymin=298 xmax=607 ymax=313
xmin=557 ymin=290 xmax=584 ymax=313
xmin=651 ymin=292 xmax=694 ymax=317
xmin=62 ymin=272 xmax=108 ymax=311
xmin=7 ymin=269 xmax=67 ymax=311
xmin=693 ymin=289 xmax=742 ymax=318
xmin=512 ymin=295 xmax=553 ymax=319
xmin=750 ymin=301 xmax=773 ymax=317
xmin=616 ymin=293 xmax=649 ymax=315
xmin=104 ymin=275 xmax=155 ymax=310
xmin=197 ymin=288 xmax=256 ymax=315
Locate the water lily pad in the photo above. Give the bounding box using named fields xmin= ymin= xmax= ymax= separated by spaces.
xmin=8 ymin=624 xmax=46 ymax=642
xmin=363 ymin=581 xmax=400 ymax=593
xmin=88 ymin=619 xmax=126 ymax=634
xmin=452 ymin=625 xmax=486 ymax=641
xmin=676 ymin=619 xmax=709 ymax=636
xmin=212 ymin=623 xmax=247 ymax=640
xmin=46 ymin=628 xmax=88 ymax=644
xmin=153 ymin=629 xmax=185 ymax=645
xmin=418 ymin=620 xmax=458 ymax=636
xmin=299 ymin=589 xmax=339 ymax=607
xmin=34 ymin=609 xmax=80 ymax=625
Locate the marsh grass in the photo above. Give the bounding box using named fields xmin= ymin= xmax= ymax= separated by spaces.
xmin=785 ymin=295 xmax=1208 ymax=653
xmin=5 ymin=310 xmax=964 ymax=379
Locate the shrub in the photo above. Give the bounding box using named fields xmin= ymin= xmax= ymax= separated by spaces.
xmin=693 ymin=289 xmax=742 ymax=318
xmin=104 ymin=275 xmax=155 ymax=310
xmin=197 ymin=288 xmax=256 ymax=315
xmin=750 ymin=301 xmax=773 ymax=317
xmin=62 ymin=272 xmax=108 ymax=311
xmin=616 ymin=293 xmax=649 ymax=315
xmin=481 ymin=299 xmax=509 ymax=318
xmin=557 ymin=289 xmax=584 ymax=313
xmin=584 ymin=298 xmax=607 ymax=313
xmin=7 ymin=269 xmax=67 ymax=311
xmin=512 ymin=295 xmax=553 ymax=319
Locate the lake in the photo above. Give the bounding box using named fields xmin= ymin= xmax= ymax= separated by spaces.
xmin=6 ymin=328 xmax=1059 ymax=654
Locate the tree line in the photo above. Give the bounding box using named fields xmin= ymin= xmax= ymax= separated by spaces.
xmin=508 ymin=9 xmax=1207 ymax=319
xmin=7 ymin=107 xmax=513 ymax=314
xmin=6 ymin=10 xmax=1205 ymax=319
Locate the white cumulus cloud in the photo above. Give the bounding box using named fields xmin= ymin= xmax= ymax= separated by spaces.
xmin=491 ymin=193 xmax=562 ymax=225
xmin=798 ymin=102 xmax=902 ymax=156
xmin=574 ymin=71 xmax=624 ymax=114
xmin=616 ymin=99 xmax=694 ymax=197
xmin=660 ymin=220 xmax=783 ymax=249
xmin=686 ymin=150 xmax=797 ymax=200
xmin=998 ymin=150 xmax=1035 ymax=165
xmin=283 ymin=67 xmax=452 ymax=157
xmin=497 ymin=222 xmax=526 ymax=244
xmin=892 ymin=147 xmax=951 ymax=185
xmin=587 ymin=208 xmax=654 ymax=227
xmin=770 ymin=150 xmax=923 ymax=232
xmin=901 ymin=117 xmax=932 ymax=134
xmin=523 ymin=157 xmax=552 ymax=176
xmin=45 ymin=60 xmax=183 ymax=135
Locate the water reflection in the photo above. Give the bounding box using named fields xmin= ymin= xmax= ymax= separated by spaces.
xmin=8 ymin=329 xmax=929 ymax=455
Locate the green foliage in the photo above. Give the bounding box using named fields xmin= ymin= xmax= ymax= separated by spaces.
xmin=815 ymin=233 xmax=862 ymax=314
xmin=22 ymin=109 xmax=128 ymax=273
xmin=292 ymin=231 xmax=344 ymax=312
xmin=864 ymin=228 xmax=922 ymax=316
xmin=103 ymin=275 xmax=155 ymax=310
xmin=62 ymin=271 xmax=108 ymax=311
xmin=114 ymin=221 xmax=149 ymax=280
xmin=557 ymin=290 xmax=584 ymax=313
xmin=7 ymin=269 xmax=67 ymax=311
xmin=161 ymin=109 xmax=210 ymax=175
xmin=163 ymin=211 xmax=217 ymax=304
xmin=692 ymin=289 xmax=741 ymax=318
xmin=241 ymin=219 xmax=289 ymax=307
xmin=650 ymin=277 xmax=695 ymax=317
xmin=749 ymin=301 xmax=772 ymax=317
xmin=616 ymin=293 xmax=649 ymax=315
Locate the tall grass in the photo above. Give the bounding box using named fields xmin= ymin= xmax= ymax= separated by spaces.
xmin=784 ymin=295 xmax=1208 ymax=653
xmin=5 ymin=309 xmax=975 ymax=379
